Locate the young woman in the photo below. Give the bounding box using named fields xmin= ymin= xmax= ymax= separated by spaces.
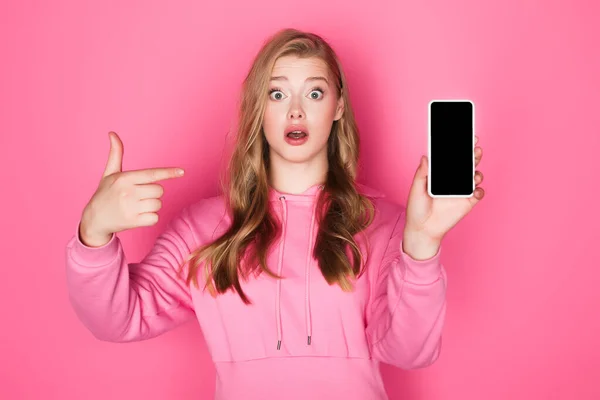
xmin=66 ymin=28 xmax=485 ymax=399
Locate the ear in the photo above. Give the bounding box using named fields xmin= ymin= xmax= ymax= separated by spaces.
xmin=334 ymin=94 xmax=345 ymax=121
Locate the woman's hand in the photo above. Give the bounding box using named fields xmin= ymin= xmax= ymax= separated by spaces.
xmin=402 ymin=136 xmax=485 ymax=260
xmin=78 ymin=131 xmax=185 ymax=247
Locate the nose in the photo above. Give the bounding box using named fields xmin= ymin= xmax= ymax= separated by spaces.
xmin=288 ymin=99 xmax=304 ymax=119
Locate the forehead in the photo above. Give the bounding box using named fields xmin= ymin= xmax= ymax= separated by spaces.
xmin=271 ymin=56 xmax=331 ymax=81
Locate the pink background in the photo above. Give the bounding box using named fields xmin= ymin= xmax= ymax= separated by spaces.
xmin=1 ymin=0 xmax=599 ymax=399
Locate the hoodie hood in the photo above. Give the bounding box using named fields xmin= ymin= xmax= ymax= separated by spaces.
xmin=268 ymin=182 xmax=386 ymax=202
xmin=267 ymin=182 xmax=385 ymax=350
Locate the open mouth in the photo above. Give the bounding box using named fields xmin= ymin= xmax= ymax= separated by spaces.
xmin=287 ymin=130 xmax=308 ymax=139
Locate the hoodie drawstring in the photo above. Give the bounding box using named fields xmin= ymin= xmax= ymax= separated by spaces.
xmin=276 ymin=190 xmax=319 ymax=350
xmin=276 ymin=196 xmax=288 ymax=350
xmin=305 ymin=202 xmax=316 ymax=345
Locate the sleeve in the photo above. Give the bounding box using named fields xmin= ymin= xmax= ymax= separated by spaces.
xmin=65 ymin=205 xmax=198 ymax=342
xmin=365 ymin=208 xmax=447 ymax=369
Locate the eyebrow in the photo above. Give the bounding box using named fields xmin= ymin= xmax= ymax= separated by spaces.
xmin=270 ymin=76 xmax=329 ymax=84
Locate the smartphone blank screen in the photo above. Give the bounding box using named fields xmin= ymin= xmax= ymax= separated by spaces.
xmin=429 ymin=100 xmax=474 ymax=197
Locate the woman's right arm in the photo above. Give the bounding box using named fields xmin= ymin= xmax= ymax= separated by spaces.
xmin=65 ymin=131 xmax=195 ymax=342
xmin=65 ymin=205 xmax=197 ymax=342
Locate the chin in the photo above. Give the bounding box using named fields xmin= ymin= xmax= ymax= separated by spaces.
xmin=271 ymin=144 xmax=325 ymax=164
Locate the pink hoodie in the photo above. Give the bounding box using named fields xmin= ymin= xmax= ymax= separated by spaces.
xmin=65 ymin=183 xmax=447 ymax=399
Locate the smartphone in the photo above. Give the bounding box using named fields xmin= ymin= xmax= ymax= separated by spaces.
xmin=428 ymin=99 xmax=475 ymax=198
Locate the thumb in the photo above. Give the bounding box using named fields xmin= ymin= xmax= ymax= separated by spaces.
xmin=409 ymin=155 xmax=428 ymax=192
xmin=415 ymin=155 xmax=428 ymax=178
xmin=103 ymin=131 xmax=123 ymax=177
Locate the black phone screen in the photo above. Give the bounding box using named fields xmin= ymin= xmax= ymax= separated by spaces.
xmin=429 ymin=100 xmax=474 ymax=197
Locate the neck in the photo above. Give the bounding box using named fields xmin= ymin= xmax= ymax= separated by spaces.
xmin=268 ymin=148 xmax=328 ymax=195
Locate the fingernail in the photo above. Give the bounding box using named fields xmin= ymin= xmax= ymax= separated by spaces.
xmin=177 ymin=169 xmax=185 ymax=176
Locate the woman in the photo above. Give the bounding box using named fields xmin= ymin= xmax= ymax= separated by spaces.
xmin=66 ymin=28 xmax=485 ymax=399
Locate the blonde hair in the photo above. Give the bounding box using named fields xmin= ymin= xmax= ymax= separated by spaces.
xmin=179 ymin=28 xmax=375 ymax=304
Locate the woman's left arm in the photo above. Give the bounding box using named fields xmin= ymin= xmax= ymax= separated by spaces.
xmin=365 ymin=210 xmax=447 ymax=370
xmin=366 ymin=136 xmax=485 ymax=368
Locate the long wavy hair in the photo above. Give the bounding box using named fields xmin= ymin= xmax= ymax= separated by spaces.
xmin=179 ymin=28 xmax=376 ymax=304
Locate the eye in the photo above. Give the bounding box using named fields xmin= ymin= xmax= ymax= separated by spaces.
xmin=309 ymin=88 xmax=324 ymax=100
xmin=269 ymin=89 xmax=286 ymax=101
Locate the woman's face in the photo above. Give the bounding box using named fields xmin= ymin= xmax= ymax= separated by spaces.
xmin=262 ymin=55 xmax=344 ymax=165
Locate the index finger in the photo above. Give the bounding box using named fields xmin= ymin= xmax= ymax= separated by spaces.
xmin=123 ymin=167 xmax=185 ymax=184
